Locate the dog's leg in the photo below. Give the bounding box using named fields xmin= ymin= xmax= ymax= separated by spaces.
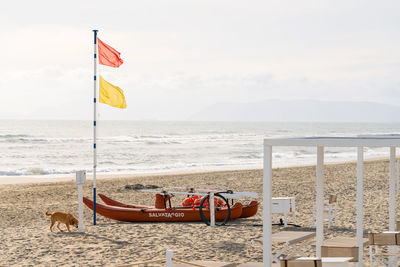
xmin=66 ymin=223 xmax=71 ymax=232
xmin=57 ymin=222 xmax=64 ymax=232
xmin=50 ymin=220 xmax=55 ymax=232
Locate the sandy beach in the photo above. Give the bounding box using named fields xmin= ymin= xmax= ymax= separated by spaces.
xmin=0 ymin=159 xmax=399 ymax=266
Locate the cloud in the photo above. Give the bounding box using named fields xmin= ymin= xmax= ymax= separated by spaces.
xmin=0 ymin=66 xmax=91 ymax=119
xmin=1 ymin=64 xmax=400 ymax=121
xmin=0 ymin=1 xmax=399 ymax=120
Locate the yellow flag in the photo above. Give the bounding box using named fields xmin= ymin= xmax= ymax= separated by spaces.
xmin=99 ymin=76 xmax=127 ymax=109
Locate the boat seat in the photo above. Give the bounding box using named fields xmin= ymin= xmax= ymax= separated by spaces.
xmin=154 ymin=193 xmax=174 ymax=209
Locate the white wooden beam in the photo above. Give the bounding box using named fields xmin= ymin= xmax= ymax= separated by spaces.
xmin=263 ymin=145 xmax=272 ymax=267
xmin=316 ymin=146 xmax=324 ymax=257
xmin=264 ymin=136 xmax=400 ymax=147
xmin=389 ymin=147 xmax=397 ymax=266
xmin=389 ymin=147 xmax=396 ymax=231
xmin=356 ymin=147 xmax=364 ymax=267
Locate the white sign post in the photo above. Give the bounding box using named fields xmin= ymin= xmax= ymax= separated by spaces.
xmin=210 ymin=193 xmax=215 ymax=227
xmin=397 ymin=159 xmax=399 ymax=193
xmin=76 ymin=170 xmax=86 ymax=233
xmin=166 ymin=250 xmax=173 ymax=267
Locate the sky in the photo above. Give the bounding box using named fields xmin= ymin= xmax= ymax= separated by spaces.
xmin=0 ymin=0 xmax=399 ymax=120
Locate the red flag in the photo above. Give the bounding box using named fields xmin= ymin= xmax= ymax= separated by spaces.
xmin=97 ymin=38 xmax=124 ymax=68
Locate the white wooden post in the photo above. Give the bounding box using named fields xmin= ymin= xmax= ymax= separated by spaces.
xmin=397 ymin=159 xmax=399 ymax=193
xmin=77 ymin=186 xmax=84 ymax=232
xmin=389 ymin=147 xmax=396 ymax=231
xmin=76 ymin=170 xmax=86 ymax=233
xmin=166 ymin=250 xmax=173 ymax=267
xmin=210 ymin=192 xmax=215 ymax=227
xmin=389 ymin=147 xmax=397 ymax=266
xmin=356 ymin=147 xmax=364 ymax=267
xmin=263 ymin=144 xmax=272 ymax=267
xmin=316 ymin=146 xmax=324 ymax=257
xmin=292 ymin=198 xmax=296 ymax=225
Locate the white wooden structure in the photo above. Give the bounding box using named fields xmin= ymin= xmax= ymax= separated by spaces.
xmin=76 ymin=170 xmax=86 ymax=233
xmin=263 ymin=136 xmax=400 ymax=267
xmin=368 ymin=231 xmax=400 ymax=267
xmin=272 ymin=197 xmax=296 ymax=227
xmin=312 ymin=195 xmax=337 ymax=229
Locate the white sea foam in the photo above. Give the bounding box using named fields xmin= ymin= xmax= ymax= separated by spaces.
xmin=0 ymin=120 xmax=400 ymax=177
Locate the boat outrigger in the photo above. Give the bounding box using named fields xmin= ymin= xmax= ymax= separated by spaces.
xmin=83 ymin=188 xmax=258 ymax=225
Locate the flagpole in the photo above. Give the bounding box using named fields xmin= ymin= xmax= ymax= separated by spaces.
xmin=93 ymin=29 xmax=98 ymax=225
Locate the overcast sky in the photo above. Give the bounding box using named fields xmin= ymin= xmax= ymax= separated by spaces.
xmin=0 ymin=1 xmax=399 ymax=120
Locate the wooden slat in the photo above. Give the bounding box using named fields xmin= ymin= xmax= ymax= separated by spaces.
xmin=174 ymin=261 xmax=235 ymax=267
xmin=320 ymin=237 xmax=369 ymax=262
xmin=280 ymin=259 xmax=322 ymax=267
xmin=272 ymin=231 xmax=316 ymax=244
xmin=321 ymin=246 xmax=358 ymax=262
xmin=368 ymin=232 xmax=400 ymax=245
xmin=322 ymin=237 xmax=368 ymax=247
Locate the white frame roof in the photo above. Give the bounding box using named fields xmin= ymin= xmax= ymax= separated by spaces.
xmin=262 ymin=135 xmax=399 ymax=267
xmin=264 ymin=135 xmax=400 ymax=147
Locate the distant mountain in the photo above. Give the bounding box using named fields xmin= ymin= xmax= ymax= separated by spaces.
xmin=188 ymin=100 xmax=400 ymax=122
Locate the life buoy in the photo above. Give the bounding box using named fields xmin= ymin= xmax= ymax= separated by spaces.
xmin=182 ymin=195 xmax=225 ymax=207
xmin=193 ymin=198 xmax=202 ymax=206
xmin=182 ymin=195 xmax=201 ymax=207
xmin=182 ymin=197 xmax=194 ymax=207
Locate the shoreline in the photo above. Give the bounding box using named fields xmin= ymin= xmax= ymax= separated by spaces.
xmin=0 ymin=156 xmax=394 ymax=185
xmin=0 ymin=168 xmax=261 ymax=185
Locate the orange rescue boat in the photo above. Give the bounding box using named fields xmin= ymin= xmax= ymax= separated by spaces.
xmin=83 ymin=196 xmax=243 ymax=223
xmin=98 ymin=193 xmax=258 ymax=219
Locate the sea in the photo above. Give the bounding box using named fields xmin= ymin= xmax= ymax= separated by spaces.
xmin=1 ymin=120 xmax=400 ymax=178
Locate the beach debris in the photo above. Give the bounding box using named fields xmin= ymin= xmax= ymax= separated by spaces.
xmin=124 ymin=184 xmax=159 ymax=190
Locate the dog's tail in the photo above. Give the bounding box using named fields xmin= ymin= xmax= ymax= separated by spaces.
xmin=45 ymin=211 xmax=53 ymax=216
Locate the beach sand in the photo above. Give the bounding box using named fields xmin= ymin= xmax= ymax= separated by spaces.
xmin=0 ymin=159 xmax=399 ymax=266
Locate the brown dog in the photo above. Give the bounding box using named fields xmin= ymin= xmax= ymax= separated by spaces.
xmin=45 ymin=211 xmax=79 ymax=232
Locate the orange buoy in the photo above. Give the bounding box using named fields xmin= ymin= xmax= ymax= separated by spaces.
xmin=182 ymin=195 xmax=202 ymax=207
xmin=182 ymin=197 xmax=194 ymax=207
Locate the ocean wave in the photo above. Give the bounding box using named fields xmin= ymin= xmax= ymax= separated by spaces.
xmin=0 ymin=134 xmax=30 ymax=138
xmin=101 ymin=136 xmax=138 ymax=142
xmin=1 ymin=137 xmax=90 ymax=144
xmin=2 ymin=121 xmax=400 ymax=177
xmin=0 ymin=170 xmax=25 ymax=176
xmin=98 ymin=161 xmax=116 ymax=165
xmin=145 ymin=140 xmax=182 ymax=145
xmin=100 ymin=135 xmax=183 ymax=144
xmin=325 ymin=150 xmax=342 ymax=154
xmin=0 ymin=167 xmax=85 ymax=176
xmin=0 ymin=168 xmax=51 ymax=176
xmin=19 ymin=138 xmax=49 ymax=143
xmin=27 ymin=168 xmax=50 ymax=175
xmin=295 ymin=149 xmax=315 ymax=155
xmin=140 ymin=135 xmax=170 ymax=139
xmin=234 ymin=154 xmax=262 ymax=159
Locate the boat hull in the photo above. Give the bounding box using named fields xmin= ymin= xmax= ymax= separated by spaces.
xmin=83 ymin=197 xmax=243 ymax=222
xmin=98 ymin=193 xmax=151 ymax=209
xmin=99 ymin=193 xmax=258 ymax=219
xmin=239 ymin=200 xmax=258 ymax=218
